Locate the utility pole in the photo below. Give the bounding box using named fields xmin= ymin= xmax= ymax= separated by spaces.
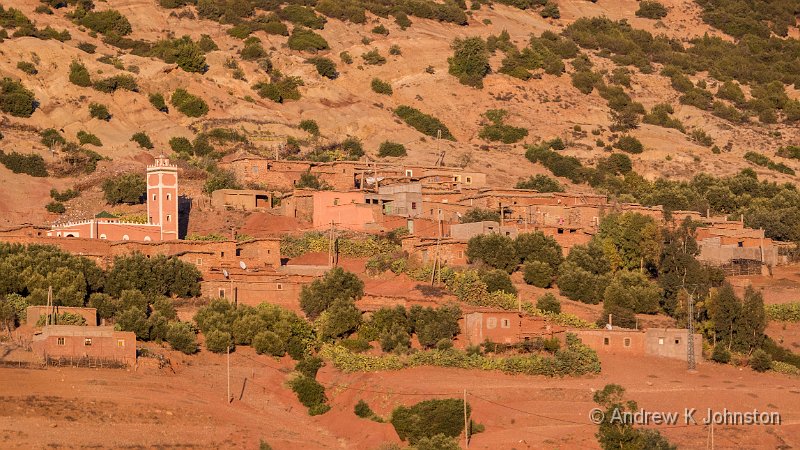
xmin=687 ymin=289 xmax=696 ymax=371
xmin=227 ymin=344 xmax=231 ymax=404
xmin=463 ymin=388 xmax=469 ymax=448
xmin=46 ymin=285 xmax=53 ymax=326
xmin=431 ymin=213 xmax=442 ymax=286
xmin=328 ymin=220 xmax=334 ymax=267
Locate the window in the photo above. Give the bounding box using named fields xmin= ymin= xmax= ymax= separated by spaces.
xmin=603 ymin=337 xmax=610 ymax=345
xmin=623 ymin=338 xmax=631 ymax=347
xmin=122 ymin=235 xmax=130 ymax=241
xmin=99 ymin=234 xmax=107 ymax=239
xmin=236 ymin=249 xmax=241 ymax=257
xmin=166 ymin=214 xmax=171 ymax=222
xmin=218 ymin=288 xmax=225 ymax=298
xmin=84 ymin=338 xmax=92 ymax=346
xmin=196 ymin=258 xmax=203 ymax=265
xmin=557 ymin=228 xmax=564 ymax=234
xmin=277 ymin=283 xmax=283 ymax=290
xmin=411 ymin=202 xmax=417 ymax=210
xmin=143 ymin=236 xmax=151 ymax=241
xmin=405 ymin=170 xmax=413 ymax=177
xmin=117 ymin=339 xmax=125 ymax=348
xmin=658 ymin=337 xmax=665 ymax=345
xmin=57 ymin=337 xmax=65 ymax=346
xmin=166 ymin=194 xmax=171 ymax=201
xmin=334 ymin=198 xmax=340 ymax=206
xmin=738 ymin=241 xmax=743 ymax=248
xmin=221 ymin=252 xmax=225 ymax=257
xmin=466 ymin=176 xmax=472 ymax=184
xmin=486 ymin=317 xmax=497 ymax=329
xmin=153 ymin=194 xmax=157 ymax=201
xmin=674 ymin=338 xmax=681 ymax=345
xmin=501 ymin=319 xmax=510 ymax=329
xmin=252 ymin=165 xmax=259 ymax=174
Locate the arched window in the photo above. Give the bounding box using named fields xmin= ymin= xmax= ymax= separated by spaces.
xmin=143 ymin=236 xmax=151 ymax=241
xmin=166 ymin=193 xmax=171 ymax=201
xmin=152 ymin=194 xmax=157 ymax=201
xmin=122 ymin=235 xmax=130 ymax=240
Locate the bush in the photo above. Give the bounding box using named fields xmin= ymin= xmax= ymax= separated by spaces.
xmin=17 ymin=61 xmax=37 ymax=75
xmin=296 ymin=355 xmax=324 ymax=379
xmin=306 ymin=57 xmax=337 ymax=79
xmin=523 ymin=261 xmax=553 ymax=288
xmin=169 ymin=136 xmax=193 ymax=154
xmin=317 ymin=299 xmax=362 ymax=341
xmin=93 ymin=74 xmax=138 ymax=93
xmin=300 ymin=267 xmax=364 ymax=319
xmin=252 ymin=76 xmax=304 ymax=103
xmin=750 ymin=349 xmax=772 ymax=372
xmin=287 ymin=27 xmax=329 ymax=52
xmin=77 ymin=42 xmax=97 ymax=54
xmin=536 ymin=293 xmax=561 ymax=314
xmin=89 ymin=102 xmax=111 ymax=121
xmin=394 ymin=105 xmax=455 ymax=140
xmin=149 ymin=93 xmax=168 ymax=112
xmin=340 ymin=51 xmax=353 ymax=64
xmin=40 ymin=128 xmax=66 ymax=147
xmin=635 ymin=1 xmax=667 ymax=19
xmin=80 ymin=10 xmax=132 ymax=36
xmin=253 ymin=330 xmax=285 ymax=356
xmin=378 ymin=141 xmax=407 ymax=157
xmin=711 ymin=345 xmax=731 ymax=364
xmin=571 ymin=70 xmax=601 ymax=95
xmin=478 ymin=109 xmax=528 ymax=144
xmin=299 ymin=119 xmax=320 ymax=136
xmin=355 ymin=399 xmax=376 ymax=418
xmin=167 ymin=321 xmax=198 ymax=354
xmin=289 ymin=375 xmax=327 ymax=408
xmin=46 ymin=201 xmax=66 ymax=213
xmin=0 ymin=151 xmax=48 ymax=177
xmin=361 ymin=49 xmax=386 ymax=65
xmin=448 ymin=37 xmax=490 ymax=88
xmin=515 ymin=175 xmax=563 ymax=192
xmin=390 ymin=399 xmax=468 ymax=444
xmin=372 ymin=24 xmax=388 ymax=35
xmin=0 ymin=78 xmax=37 ymax=117
xmin=460 ymin=208 xmax=500 ymax=223
xmin=371 ymin=78 xmax=393 ymax=95
xmin=205 ymin=329 xmax=232 ymax=353
xmin=240 ymin=38 xmax=266 ymax=61
xmin=203 ymin=169 xmax=241 ymax=194
xmin=130 ymin=132 xmax=154 ymax=149
xmin=77 ymin=130 xmax=102 ymax=146
xmin=102 ymin=173 xmax=146 ymax=205
xmin=171 ymin=88 xmax=208 ymax=117
xmin=540 ymin=2 xmax=560 ymax=18
xmin=466 ymin=234 xmax=518 ymax=273
xmin=614 ymin=135 xmax=644 ymax=154
xmin=50 ymin=188 xmax=79 ymax=202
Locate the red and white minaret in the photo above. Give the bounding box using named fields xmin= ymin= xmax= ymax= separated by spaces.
xmin=147 ymin=154 xmax=179 ymax=240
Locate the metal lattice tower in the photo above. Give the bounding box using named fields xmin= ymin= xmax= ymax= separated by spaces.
xmin=687 ymin=291 xmax=696 ymax=370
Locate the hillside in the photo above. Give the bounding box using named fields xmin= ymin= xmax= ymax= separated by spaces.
xmin=1 ymin=0 xmax=800 ymax=227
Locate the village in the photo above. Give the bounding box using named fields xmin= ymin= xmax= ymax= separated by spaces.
xmin=0 ymin=151 xmax=786 ymax=370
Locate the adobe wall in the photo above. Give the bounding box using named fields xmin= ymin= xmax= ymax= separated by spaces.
xmin=237 ymin=239 xmax=282 ymax=267
xmin=572 ymin=330 xmax=647 ymax=355
xmin=644 ymin=329 xmax=703 ymax=361
xmin=32 ymin=329 xmax=137 ymax=365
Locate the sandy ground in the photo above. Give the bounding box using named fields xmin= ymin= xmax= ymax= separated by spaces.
xmin=1 ymin=344 xmax=799 ymax=450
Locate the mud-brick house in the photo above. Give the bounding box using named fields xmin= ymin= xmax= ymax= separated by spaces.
xmin=32 ymin=325 xmax=137 ymax=366
xmin=26 ymin=306 xmax=98 ymax=327
xmin=572 ymin=327 xmax=702 ymax=362
xmin=462 ymin=308 xmax=564 ymax=345
xmin=402 ymin=237 xmax=469 ymax=266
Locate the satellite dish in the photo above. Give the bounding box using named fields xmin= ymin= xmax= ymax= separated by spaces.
xmin=239 ymin=261 xmax=247 ymax=270
xmin=222 ymin=269 xmax=229 ymax=279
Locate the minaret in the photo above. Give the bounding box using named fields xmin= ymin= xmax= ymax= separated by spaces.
xmin=146 ymin=154 xmax=179 ymax=240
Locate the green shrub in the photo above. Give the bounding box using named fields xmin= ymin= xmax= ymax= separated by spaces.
xmin=50 ymin=188 xmax=79 ymax=202
xmin=240 ymin=38 xmax=267 ymax=61
xmin=149 ymin=93 xmax=168 ymax=112
xmin=89 ymin=102 xmax=111 ymax=121
xmin=361 ymin=48 xmax=386 ymax=65
xmin=389 ymin=44 xmax=401 ymax=55
xmin=635 ymin=1 xmax=667 ymax=19
xmin=306 ymin=57 xmax=337 ymax=79
xmin=79 ymin=10 xmax=132 ymax=36
xmin=355 ymin=399 xmax=376 ymax=418
xmin=287 ymin=27 xmax=329 ymax=52
xmin=448 ymin=37 xmax=490 ymax=88
xmin=371 ymin=78 xmax=393 ymax=95
xmin=198 ymin=34 xmax=218 ymax=52
xmin=296 ymin=355 xmax=324 ymax=379
xmin=203 ymin=169 xmax=241 ymax=194
xmin=253 ymin=330 xmax=285 ymax=356
xmin=169 ymin=136 xmax=193 ymax=154
xmin=571 ymin=70 xmax=601 ymax=95
xmin=41 ymin=128 xmax=66 ymax=147
xmin=289 ymin=375 xmax=327 ymax=408
xmin=17 ymin=61 xmax=37 ymax=75
xmin=130 ymin=132 xmax=154 ymax=149
xmin=394 ymin=105 xmax=455 ymax=140
xmin=295 ymin=172 xmax=327 ymax=190
xmin=536 ymin=293 xmax=561 ymax=314
xmin=523 ymin=260 xmax=553 ymax=288
xmin=540 ymin=2 xmax=560 ymax=18
xmin=515 ymin=174 xmax=563 ymax=192
xmin=77 ymin=130 xmax=102 ymax=146
xmin=93 ymin=74 xmax=138 ymax=93
xmin=149 ymin=36 xmax=207 ymax=73
xmin=478 ymin=109 xmax=528 ymax=144
xmin=167 ymin=321 xmax=198 ymax=354
xmin=466 ymin=234 xmax=518 ymax=273
xmin=252 ymin=76 xmax=304 ymax=103
xmin=300 ymin=267 xmax=364 ymax=319
xmin=372 ymin=24 xmax=388 ymax=35
xmin=390 ymin=399 xmax=468 ymax=444
xmin=102 ymin=173 xmax=146 ymax=205
xmin=480 ymin=269 xmax=516 ymax=295
xmin=378 ymin=141 xmax=407 ymax=157
xmin=690 ymin=129 xmax=714 ymax=147
xmin=0 ymin=77 xmax=37 ymax=117
xmin=750 ymin=349 xmax=772 ymax=372
xmin=460 ymin=208 xmax=500 ymax=223
xmin=46 ymin=201 xmax=66 ymax=213
xmin=299 ymin=119 xmax=320 ymax=136
xmin=642 ymin=103 xmax=684 ymax=132
xmin=711 ymin=345 xmax=731 ymax=364
xmin=613 ymin=135 xmax=644 ymax=154
xmin=525 ymin=145 xmax=587 ymax=183
xmin=744 ymin=151 xmax=795 ymax=175
xmin=765 ymin=302 xmax=800 ymax=322
xmin=171 ymin=88 xmax=208 ymax=117
xmin=339 ymin=337 xmax=371 ymax=353
xmin=77 ymin=42 xmax=96 ymax=53
xmin=36 ymin=311 xmax=86 ymax=326
xmin=279 ymin=4 xmax=326 ymax=29
xmin=205 ymin=329 xmax=232 ymax=353
xmin=339 ymin=51 xmax=353 ymax=64
xmin=0 ymin=151 xmax=48 ymax=177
